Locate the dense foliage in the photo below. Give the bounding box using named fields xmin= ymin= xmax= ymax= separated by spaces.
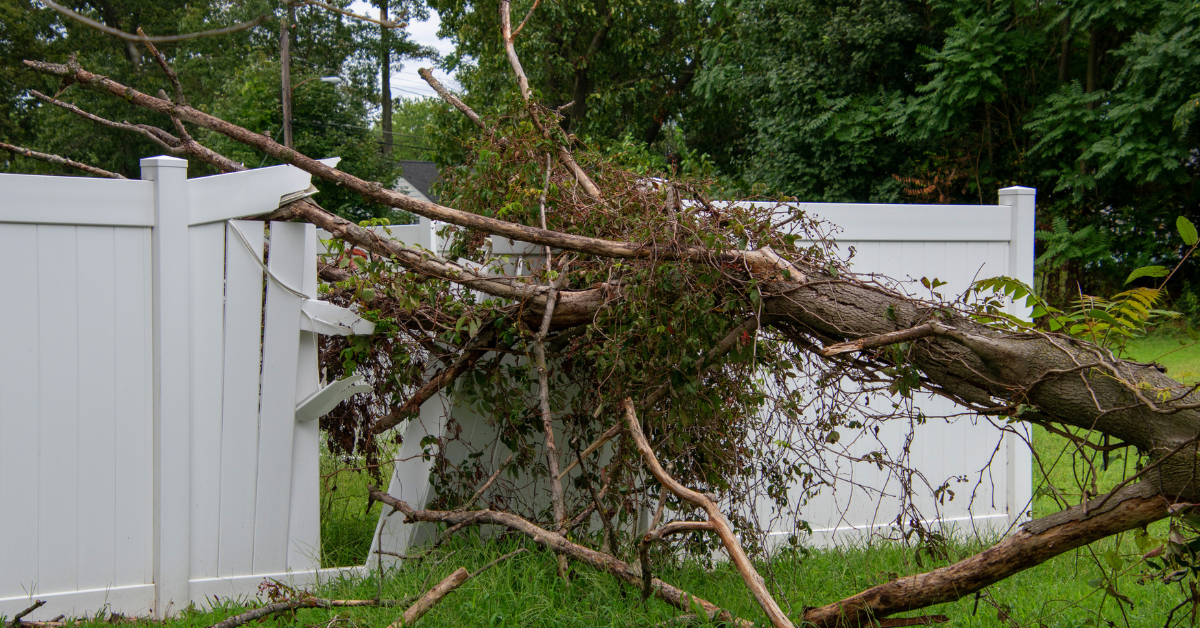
xmin=0 ymin=0 xmax=432 ymax=219
xmin=696 ymin=0 xmax=1200 ymax=305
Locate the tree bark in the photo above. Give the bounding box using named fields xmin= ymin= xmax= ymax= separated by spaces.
xmin=380 ymin=0 xmax=392 ymax=157
xmin=281 ymin=1 xmax=294 ymax=148
xmin=801 ymin=493 xmax=1170 ymax=627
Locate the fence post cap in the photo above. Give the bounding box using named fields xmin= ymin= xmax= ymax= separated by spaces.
xmin=139 ymin=155 xmax=189 ymax=169
xmin=997 ymin=185 xmax=1035 ymax=196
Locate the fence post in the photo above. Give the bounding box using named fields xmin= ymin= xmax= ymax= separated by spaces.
xmin=999 ymin=185 xmax=1036 ymax=528
xmin=142 ymin=156 xmax=191 ymax=617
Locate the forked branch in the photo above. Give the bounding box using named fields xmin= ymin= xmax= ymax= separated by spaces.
xmin=367 ymin=486 xmax=751 ymax=626
xmin=623 ymin=399 xmax=795 ymax=628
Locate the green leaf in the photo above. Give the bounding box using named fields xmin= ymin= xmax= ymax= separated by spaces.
xmin=1179 ymin=216 xmax=1198 ymax=246
xmin=1124 ymin=266 xmax=1170 ymax=285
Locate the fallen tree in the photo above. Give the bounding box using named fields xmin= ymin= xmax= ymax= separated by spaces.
xmin=12 ymin=6 xmax=1200 ymax=624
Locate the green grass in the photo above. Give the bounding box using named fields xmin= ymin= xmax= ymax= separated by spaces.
xmin=1122 ymin=332 xmax=1200 ymax=383
xmin=319 ymin=446 xmax=394 ymax=568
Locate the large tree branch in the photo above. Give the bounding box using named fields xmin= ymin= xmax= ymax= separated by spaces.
xmin=25 ymin=60 xmax=807 ymax=281
xmin=39 ymin=1 xmax=270 ymax=43
xmin=800 ymin=491 xmax=1172 ymax=627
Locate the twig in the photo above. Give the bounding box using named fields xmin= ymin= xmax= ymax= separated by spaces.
xmin=0 ymin=141 xmax=125 ymax=178
xmin=387 ymin=568 xmax=469 ymax=628
xmin=136 ymin=28 xmax=186 ymax=105
xmin=418 ymin=68 xmax=490 ymax=135
xmin=821 ymin=323 xmax=938 ymax=356
xmin=572 ymin=433 xmax=619 ymax=555
xmin=39 ymin=1 xmax=270 ymax=43
xmin=31 ymin=90 xmax=173 ymax=148
xmin=207 ymin=599 xmax=313 ymax=628
xmin=462 ymin=454 xmax=513 ymax=509
xmin=8 ymin=600 xmax=46 ymax=628
xmin=297 ymin=0 xmax=406 ymax=28
xmin=468 ymin=548 xmax=528 ymax=578
xmin=557 ymin=421 xmax=622 ymax=481
xmin=367 ymin=487 xmax=752 ymax=627
xmin=623 ymin=399 xmax=795 ymax=628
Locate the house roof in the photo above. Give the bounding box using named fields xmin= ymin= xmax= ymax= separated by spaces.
xmin=396 ymin=160 xmax=439 ymax=203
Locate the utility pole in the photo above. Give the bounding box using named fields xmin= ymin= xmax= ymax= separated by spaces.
xmin=281 ymin=0 xmax=295 ymax=148
xmin=380 ymin=0 xmax=393 ymax=157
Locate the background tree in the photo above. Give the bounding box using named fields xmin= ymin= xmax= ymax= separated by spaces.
xmin=695 ymin=0 xmax=1200 ymax=307
xmin=0 ymin=0 xmax=432 ymax=220
xmin=432 ymin=0 xmax=720 ymax=147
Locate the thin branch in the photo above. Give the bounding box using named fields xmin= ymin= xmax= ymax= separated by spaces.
xmin=367 ymin=486 xmax=751 ymax=627
xmin=418 ymin=68 xmax=490 ymax=134
xmin=39 ymin=1 xmax=270 ymax=43
xmin=512 ymin=0 xmax=541 ymax=39
xmin=8 ymin=600 xmax=46 ymax=628
xmin=0 ymin=141 xmax=125 ymax=178
xmin=387 ymin=568 xmax=469 ymax=628
xmin=643 ymin=521 xmax=715 ymax=543
xmin=558 ymin=421 xmax=622 ymax=480
xmin=462 ymin=454 xmax=513 ymax=509
xmin=136 ymin=28 xmax=185 ymax=105
xmin=31 ymin=90 xmax=180 ymax=153
xmin=623 ymin=399 xmax=795 ymax=628
xmin=297 ymin=0 xmax=406 ymax=28
xmin=371 ymin=328 xmax=499 ymax=434
xmin=572 ymin=432 xmax=619 ymax=555
xmin=468 ymin=548 xmax=527 ymax=578
xmin=498 ymin=0 xmax=602 ymax=199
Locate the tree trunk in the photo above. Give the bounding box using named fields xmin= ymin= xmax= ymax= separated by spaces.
xmin=380 ymin=1 xmax=392 ymax=157
xmin=281 ymin=1 xmax=294 ymax=148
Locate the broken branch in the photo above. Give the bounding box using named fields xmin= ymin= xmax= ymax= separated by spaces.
xmin=0 ymin=141 xmax=125 ymax=178
xmin=623 ymin=399 xmax=795 ymax=628
xmin=367 ymin=486 xmax=750 ymax=626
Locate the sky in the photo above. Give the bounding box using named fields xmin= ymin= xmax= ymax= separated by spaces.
xmin=347 ymin=1 xmax=460 ymax=100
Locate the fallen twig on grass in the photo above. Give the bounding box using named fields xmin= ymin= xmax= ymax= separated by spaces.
xmin=7 ymin=600 xmax=45 ymax=628
xmin=367 ymin=486 xmax=752 ymax=627
xmin=387 ymin=568 xmax=468 ymax=628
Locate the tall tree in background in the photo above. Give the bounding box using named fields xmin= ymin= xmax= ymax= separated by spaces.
xmin=697 ymin=0 xmax=1200 ymax=305
xmin=0 ymin=0 xmax=425 ymax=219
xmin=433 ymin=0 xmax=720 ymax=147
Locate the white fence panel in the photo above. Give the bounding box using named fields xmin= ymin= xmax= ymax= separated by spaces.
xmin=0 ymin=158 xmax=370 ymax=621
xmin=0 ymin=215 xmax=156 ymax=617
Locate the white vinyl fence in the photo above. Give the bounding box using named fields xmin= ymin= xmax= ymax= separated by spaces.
xmin=0 ymin=157 xmax=1035 ymax=619
xmin=372 ymin=187 xmax=1035 ymax=555
xmin=0 ymin=157 xmax=375 ymax=620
